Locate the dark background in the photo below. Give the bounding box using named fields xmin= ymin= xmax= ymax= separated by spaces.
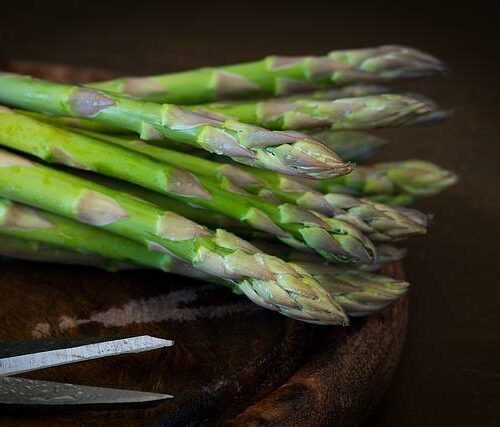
xmin=0 ymin=0 xmax=499 ymax=425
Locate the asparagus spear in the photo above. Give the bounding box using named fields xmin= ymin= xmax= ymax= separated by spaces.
xmin=249 ymin=239 xmax=408 ymax=315
xmin=0 ymin=77 xmax=350 ymax=179
xmin=193 ymin=94 xmax=440 ymax=131
xmin=77 ymin=175 xmax=413 ymax=273
xmin=87 ymin=45 xmax=445 ymax=103
xmin=275 ymin=87 xmax=449 ymax=129
xmin=0 ymin=198 xmax=240 ymax=282
xmin=73 ymin=129 xmax=427 ymax=243
xmin=89 ymin=169 xmax=425 ymax=248
xmin=0 ymin=198 xmax=355 ymax=323
xmin=0 ymin=195 xmax=406 ymax=318
xmin=0 ymin=150 xmax=349 ymax=325
xmin=0 ymin=109 xmax=376 ymax=264
xmin=0 ymin=234 xmax=408 ymax=317
xmin=293 ymin=263 xmax=408 ymax=316
xmin=0 ymin=199 xmax=169 ymax=271
xmin=306 ymin=160 xmax=458 ymax=200
xmin=15 ymin=84 xmax=394 ymax=159
xmin=21 ymin=110 xmax=389 ymax=164
xmin=18 ymin=110 xmax=196 ymax=153
xmin=91 ymin=177 xmax=249 ymax=232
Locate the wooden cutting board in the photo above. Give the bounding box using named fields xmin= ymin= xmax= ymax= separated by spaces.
xmin=0 ymin=60 xmax=409 ymax=426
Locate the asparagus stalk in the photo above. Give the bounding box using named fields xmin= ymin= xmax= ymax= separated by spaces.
xmin=18 ymin=110 xmax=196 ymax=153
xmin=0 ymin=150 xmax=349 ymax=324
xmin=193 ymin=94 xmax=439 ymax=131
xmin=74 ymin=129 xmax=427 ymax=243
xmin=0 ymin=109 xmax=376 ymax=264
xmin=0 ymin=233 xmax=406 ymax=317
xmin=36 ymin=116 xmax=387 ymax=163
xmin=305 ymin=160 xmax=458 ymax=200
xmin=0 ymin=77 xmax=351 ymax=179
xmin=15 ymin=85 xmax=396 ymax=161
xmin=89 ymin=176 xmax=249 ymax=231
xmin=274 ymin=87 xmax=449 ymax=129
xmin=0 ymin=198 xmax=355 ymax=322
xmin=250 ymin=239 xmax=408 ymax=315
xmin=78 ymin=175 xmax=413 ymax=271
xmin=0 ymin=198 xmax=244 ymax=283
xmin=306 ymin=130 xmax=386 ymax=163
xmin=293 ymin=263 xmax=408 ymax=316
xmin=87 ymin=45 xmax=445 ymax=103
xmin=0 ymin=200 xmax=168 ymax=271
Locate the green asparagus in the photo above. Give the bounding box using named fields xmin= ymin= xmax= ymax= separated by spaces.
xmin=305 ymin=160 xmax=458 ymax=200
xmin=0 ymin=77 xmax=350 ymax=179
xmin=88 ymin=169 xmax=425 ymax=248
xmin=188 ymin=82 xmax=448 ymax=131
xmin=192 ymin=94 xmax=434 ymax=130
xmin=0 ymin=233 xmax=407 ymax=317
xmin=88 ymin=45 xmax=445 ymax=103
xmin=0 ymin=109 xmax=376 ymax=263
xmin=250 ymin=239 xmax=408 ymax=315
xmin=0 ymin=150 xmax=349 ymax=324
xmin=71 ymin=128 xmax=427 ymax=243
xmin=77 ymin=175 xmax=417 ymax=274
xmin=0 ymin=45 xmax=453 ymax=325
xmin=293 ymin=263 xmax=408 ymax=317
xmin=0 ymin=198 xmax=169 ymax=271
xmin=193 ymin=94 xmax=439 ymax=131
xmin=17 ymin=109 xmax=436 ymax=169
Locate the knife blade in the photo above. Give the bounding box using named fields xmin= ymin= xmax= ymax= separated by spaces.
xmin=0 ymin=377 xmax=172 ymax=407
xmin=0 ymin=335 xmax=173 ymax=376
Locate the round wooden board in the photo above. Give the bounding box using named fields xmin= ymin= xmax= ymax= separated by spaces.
xmin=0 ymin=60 xmax=408 ymax=426
xmin=0 ymin=260 xmax=407 ymax=426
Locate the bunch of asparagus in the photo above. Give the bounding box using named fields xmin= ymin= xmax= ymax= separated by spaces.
xmin=0 ymin=45 xmax=456 ymax=325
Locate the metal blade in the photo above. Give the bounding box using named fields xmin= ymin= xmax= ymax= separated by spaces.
xmin=0 ymin=336 xmax=173 ymax=376
xmin=0 ymin=377 xmax=172 ymax=407
xmin=0 ymin=336 xmax=141 ymax=358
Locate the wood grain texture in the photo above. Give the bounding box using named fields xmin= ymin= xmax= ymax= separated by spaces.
xmin=0 ymin=260 xmax=406 ymax=426
xmin=0 ymin=260 xmax=314 ymax=426
xmin=0 ymin=60 xmax=408 ymax=426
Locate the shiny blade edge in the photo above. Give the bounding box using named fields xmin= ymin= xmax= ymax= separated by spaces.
xmin=0 ymin=335 xmax=173 ymax=376
xmin=0 ymin=377 xmax=172 ymax=407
